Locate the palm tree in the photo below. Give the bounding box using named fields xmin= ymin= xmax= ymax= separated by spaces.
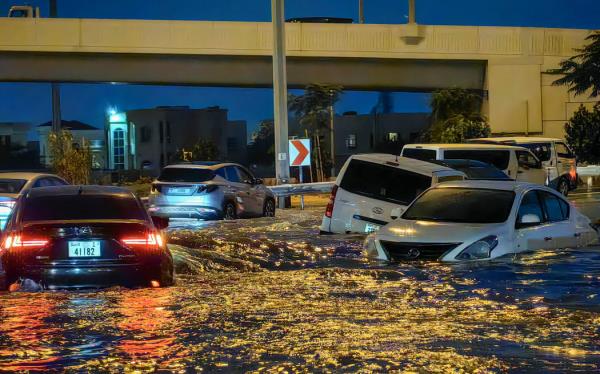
xmin=551 ymin=31 xmax=600 ymax=98
xmin=424 ymin=87 xmax=489 ymax=143
xmin=288 ymin=84 xmax=343 ymax=179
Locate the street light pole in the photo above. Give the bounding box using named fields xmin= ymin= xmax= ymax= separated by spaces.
xmin=358 ymin=0 xmax=364 ymax=24
xmin=271 ymin=0 xmax=290 ymax=208
xmin=408 ymin=0 xmax=416 ymax=24
xmin=50 ymin=0 xmax=61 ymax=133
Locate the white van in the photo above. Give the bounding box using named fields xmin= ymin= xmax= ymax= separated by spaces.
xmin=319 ymin=154 xmax=466 ymax=235
xmin=468 ymin=137 xmax=578 ymax=195
xmin=401 ymin=143 xmax=546 ymax=186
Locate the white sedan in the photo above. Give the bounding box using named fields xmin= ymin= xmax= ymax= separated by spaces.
xmin=365 ymin=180 xmax=598 ymax=262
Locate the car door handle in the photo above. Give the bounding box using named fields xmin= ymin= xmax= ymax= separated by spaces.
xmin=544 ymin=237 xmax=553 ymax=241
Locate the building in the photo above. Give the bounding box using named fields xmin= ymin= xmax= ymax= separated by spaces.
xmin=37 ymin=120 xmax=106 ymax=169
xmin=286 ymin=112 xmax=430 ymax=171
xmin=107 ymin=106 xmax=247 ymax=175
xmin=0 ymin=122 xmax=40 ymax=169
xmin=0 ymin=122 xmax=30 ymax=148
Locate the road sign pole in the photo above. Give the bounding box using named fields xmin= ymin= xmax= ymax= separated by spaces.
xmin=271 ymin=0 xmax=290 ymax=209
xmin=299 ymin=166 xmax=305 ymax=210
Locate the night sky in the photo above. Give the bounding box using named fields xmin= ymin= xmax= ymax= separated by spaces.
xmin=1 ymin=0 xmax=599 ymax=141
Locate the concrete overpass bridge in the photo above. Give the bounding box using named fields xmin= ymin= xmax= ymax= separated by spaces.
xmin=0 ymin=18 xmax=597 ymax=137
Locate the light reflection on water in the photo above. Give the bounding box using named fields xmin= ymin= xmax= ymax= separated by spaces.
xmin=0 ymin=207 xmax=599 ymax=372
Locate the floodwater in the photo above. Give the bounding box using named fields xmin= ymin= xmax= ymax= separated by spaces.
xmin=1 ymin=194 xmax=600 ymax=372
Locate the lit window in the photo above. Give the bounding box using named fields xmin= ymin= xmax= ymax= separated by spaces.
xmin=113 ymin=129 xmax=125 ymax=170
xmin=388 ymin=133 xmax=398 ymax=142
xmin=346 ymin=134 xmax=357 ymax=149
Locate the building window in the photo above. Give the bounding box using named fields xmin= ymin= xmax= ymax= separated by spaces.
xmin=141 ymin=126 xmax=152 ymax=142
xmin=388 ymin=132 xmax=398 ymax=142
xmin=346 ymin=134 xmax=357 ymax=149
xmin=159 ymin=121 xmax=164 ymax=144
xmin=0 ymin=135 xmax=11 ymax=147
xmin=166 ymin=121 xmax=171 ymax=144
xmin=113 ymin=129 xmax=125 ymax=170
xmin=227 ymin=137 xmax=237 ymax=153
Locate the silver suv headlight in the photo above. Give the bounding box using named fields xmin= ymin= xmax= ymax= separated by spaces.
xmin=455 ymin=235 xmax=498 ymax=260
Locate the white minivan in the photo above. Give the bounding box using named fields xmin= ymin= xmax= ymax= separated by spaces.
xmin=401 ymin=143 xmax=546 ymax=185
xmin=319 ymin=154 xmax=466 ymax=235
xmin=468 ymin=137 xmax=578 ymax=196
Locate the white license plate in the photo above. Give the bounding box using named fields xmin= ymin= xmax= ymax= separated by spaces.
xmin=168 ymin=187 xmax=193 ymax=195
xmin=68 ymin=241 xmax=101 ymax=257
xmin=365 ymin=223 xmax=381 ymax=233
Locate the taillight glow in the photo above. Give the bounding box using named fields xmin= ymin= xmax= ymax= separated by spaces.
xmin=121 ymin=232 xmax=163 ymax=248
xmin=2 ymin=233 xmax=48 ymax=250
xmin=325 ymin=185 xmax=339 ymax=218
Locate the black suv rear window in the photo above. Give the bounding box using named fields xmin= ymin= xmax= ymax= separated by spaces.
xmin=22 ymin=195 xmax=145 ymax=221
xmin=158 ymin=168 xmax=215 ymax=183
xmin=443 ymin=150 xmax=510 ymax=170
xmin=340 ymin=159 xmax=432 ymax=205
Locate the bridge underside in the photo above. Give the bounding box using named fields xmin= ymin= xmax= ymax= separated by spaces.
xmin=0 ymin=52 xmax=485 ymax=91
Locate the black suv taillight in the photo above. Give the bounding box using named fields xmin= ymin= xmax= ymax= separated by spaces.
xmin=325 ymin=185 xmax=339 ymax=218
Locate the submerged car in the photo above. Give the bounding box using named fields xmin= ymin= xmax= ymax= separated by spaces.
xmin=148 ymin=162 xmax=276 ymax=220
xmin=365 ymin=180 xmax=598 ymax=262
xmin=0 ymin=172 xmax=68 ymax=229
xmin=428 ymin=159 xmax=511 ymax=180
xmin=0 ymin=185 xmax=173 ymax=289
xmin=320 ymin=154 xmax=466 ymax=235
xmin=468 ymin=137 xmax=578 ymax=195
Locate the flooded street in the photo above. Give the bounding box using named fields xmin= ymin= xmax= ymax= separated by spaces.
xmin=1 ymin=196 xmax=600 ymax=372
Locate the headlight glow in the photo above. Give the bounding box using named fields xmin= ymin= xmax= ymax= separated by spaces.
xmin=455 ymin=235 xmax=498 ymax=260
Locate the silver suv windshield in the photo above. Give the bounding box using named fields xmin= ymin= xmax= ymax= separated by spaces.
xmin=158 ymin=168 xmax=215 ymax=183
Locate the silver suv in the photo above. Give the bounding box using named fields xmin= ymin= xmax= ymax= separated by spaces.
xmin=148 ymin=162 xmax=276 ymax=220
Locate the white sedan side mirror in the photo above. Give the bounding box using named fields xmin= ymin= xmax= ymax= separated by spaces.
xmin=390 ymin=207 xmax=406 ymax=220
xmin=520 ymin=214 xmax=541 ymax=225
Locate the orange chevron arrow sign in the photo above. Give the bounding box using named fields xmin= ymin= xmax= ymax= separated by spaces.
xmin=289 ymin=139 xmax=311 ymax=167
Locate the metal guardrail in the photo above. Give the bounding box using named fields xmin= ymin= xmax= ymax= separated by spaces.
xmin=267 ymin=182 xmax=335 ymax=197
xmin=577 ymin=165 xmax=600 ymax=176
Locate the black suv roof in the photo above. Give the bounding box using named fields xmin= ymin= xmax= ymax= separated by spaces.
xmin=26 ymin=185 xmax=135 ymax=198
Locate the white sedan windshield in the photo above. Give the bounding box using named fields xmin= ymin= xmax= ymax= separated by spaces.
xmin=403 ymin=188 xmax=515 ymax=223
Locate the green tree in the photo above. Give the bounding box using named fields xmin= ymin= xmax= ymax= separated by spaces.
xmin=172 ymin=138 xmax=219 ymax=162
xmin=423 ymin=87 xmax=490 ymax=143
xmin=48 ymin=130 xmax=92 ymax=184
xmin=288 ymin=83 xmax=343 ymax=178
xmin=551 ymin=31 xmax=600 ymax=98
xmin=564 ymin=104 xmax=600 ymax=164
xmin=248 ymin=120 xmax=275 ymax=165
xmin=439 ymin=115 xmax=491 ymax=143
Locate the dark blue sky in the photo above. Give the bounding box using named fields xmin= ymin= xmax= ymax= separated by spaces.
xmin=1 ymin=0 xmax=599 ymax=141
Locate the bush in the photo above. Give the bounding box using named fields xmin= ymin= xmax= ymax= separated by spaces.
xmin=564 ymin=104 xmax=600 ymax=164
xmin=48 ymin=130 xmax=92 ymax=184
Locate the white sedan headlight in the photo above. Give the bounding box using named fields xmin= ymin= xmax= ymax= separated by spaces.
xmin=455 ymin=235 xmax=498 ymax=260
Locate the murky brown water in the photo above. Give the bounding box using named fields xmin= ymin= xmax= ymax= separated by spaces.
xmin=1 ymin=205 xmax=600 ymax=372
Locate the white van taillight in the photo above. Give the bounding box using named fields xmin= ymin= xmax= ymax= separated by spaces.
xmin=325 ymin=185 xmax=339 ymax=218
